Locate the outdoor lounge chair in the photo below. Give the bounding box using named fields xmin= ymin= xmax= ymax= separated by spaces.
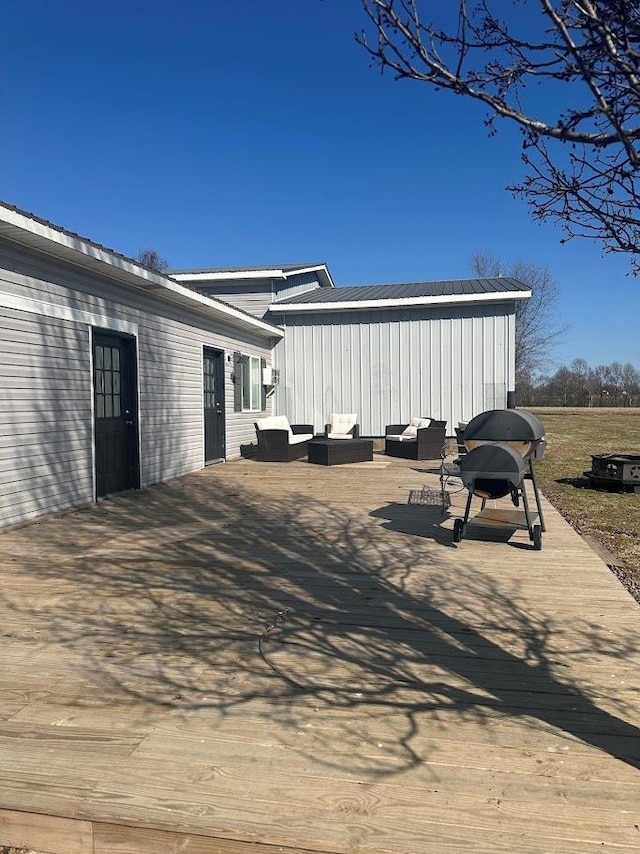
xmin=385 ymin=417 xmax=447 ymax=460
xmin=323 ymin=413 xmax=360 ymax=440
xmin=254 ymin=415 xmax=314 ymax=462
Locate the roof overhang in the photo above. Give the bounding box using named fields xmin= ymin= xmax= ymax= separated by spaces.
xmin=270 ymin=291 xmax=532 ymax=313
xmin=0 ymin=203 xmax=283 ymax=339
xmin=172 ymin=263 xmax=335 ymax=289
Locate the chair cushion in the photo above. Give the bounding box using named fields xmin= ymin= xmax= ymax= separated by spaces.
xmin=327 ymin=432 xmax=354 ymax=440
xmin=256 ymin=415 xmax=292 ymax=436
xmin=401 ymin=417 xmax=432 ymax=438
xmin=329 ymin=413 xmax=357 ymax=434
xmin=289 ymin=433 xmax=313 ymax=445
xmin=386 ymin=434 xmax=415 ymax=442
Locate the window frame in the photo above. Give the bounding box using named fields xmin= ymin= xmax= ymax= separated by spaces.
xmin=241 ymin=354 xmax=262 ymax=413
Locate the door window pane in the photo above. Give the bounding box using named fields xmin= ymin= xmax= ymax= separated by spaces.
xmin=94 ymin=340 xmax=126 ymax=420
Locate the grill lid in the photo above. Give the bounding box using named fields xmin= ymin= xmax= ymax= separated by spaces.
xmin=464 ymin=409 xmax=545 ymax=443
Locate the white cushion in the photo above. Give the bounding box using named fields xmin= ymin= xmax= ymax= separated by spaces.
xmin=401 ymin=417 xmax=431 ymax=438
xmin=329 ymin=413 xmax=357 ymax=435
xmin=386 ymin=434 xmax=415 ymax=442
xmin=327 ymin=432 xmax=353 ymax=440
xmin=256 ymin=415 xmax=292 ymax=435
xmin=289 ymin=433 xmax=313 ymax=445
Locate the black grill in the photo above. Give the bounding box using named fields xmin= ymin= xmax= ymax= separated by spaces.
xmin=452 ymin=409 xmax=546 ymax=550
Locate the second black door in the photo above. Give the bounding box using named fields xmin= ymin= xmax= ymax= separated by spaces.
xmin=204 ymin=347 xmax=225 ymax=463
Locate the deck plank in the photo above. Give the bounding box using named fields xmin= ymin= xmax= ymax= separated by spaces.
xmin=0 ymin=456 xmax=639 ymax=853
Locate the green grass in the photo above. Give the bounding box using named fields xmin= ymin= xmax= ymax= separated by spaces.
xmin=527 ymin=407 xmax=640 ymax=599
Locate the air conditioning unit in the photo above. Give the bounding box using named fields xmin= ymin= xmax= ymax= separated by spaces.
xmin=263 ymin=366 xmax=279 ymax=385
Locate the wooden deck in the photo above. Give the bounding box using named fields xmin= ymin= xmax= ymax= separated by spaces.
xmin=0 ymin=455 xmax=639 ymax=854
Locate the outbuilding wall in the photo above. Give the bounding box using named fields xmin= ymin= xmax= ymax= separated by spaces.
xmin=270 ymin=304 xmax=516 ymax=436
xmin=0 ymin=240 xmax=275 ymax=529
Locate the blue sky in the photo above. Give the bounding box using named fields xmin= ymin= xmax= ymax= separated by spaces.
xmin=2 ymin=0 xmax=638 ymax=370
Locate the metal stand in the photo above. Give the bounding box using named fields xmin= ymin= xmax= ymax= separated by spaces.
xmin=525 ymin=459 xmax=546 ymax=532
xmin=453 ymin=476 xmax=543 ymax=550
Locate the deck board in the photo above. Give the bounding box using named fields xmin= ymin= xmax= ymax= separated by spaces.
xmin=0 ymin=455 xmax=639 ymax=853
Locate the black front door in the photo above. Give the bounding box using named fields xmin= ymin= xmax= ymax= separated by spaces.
xmin=204 ymin=347 xmax=225 ymax=463
xmin=93 ymin=330 xmax=139 ymax=498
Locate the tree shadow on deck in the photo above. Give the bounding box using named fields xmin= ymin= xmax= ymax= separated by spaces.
xmin=0 ymin=464 xmax=639 ymax=779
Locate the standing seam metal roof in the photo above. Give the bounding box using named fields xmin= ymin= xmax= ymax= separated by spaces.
xmin=273 ymin=277 xmax=528 ymax=304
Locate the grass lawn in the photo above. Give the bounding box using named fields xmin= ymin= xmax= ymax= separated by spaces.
xmin=528 ymin=407 xmax=640 ymax=601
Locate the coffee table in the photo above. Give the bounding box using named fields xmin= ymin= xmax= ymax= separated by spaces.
xmin=307 ymin=438 xmax=374 ymax=466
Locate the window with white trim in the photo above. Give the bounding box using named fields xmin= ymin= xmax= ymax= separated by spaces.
xmin=241 ymin=355 xmax=261 ymax=412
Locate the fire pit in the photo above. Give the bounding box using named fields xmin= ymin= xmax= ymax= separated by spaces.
xmin=584 ymin=454 xmax=640 ymax=492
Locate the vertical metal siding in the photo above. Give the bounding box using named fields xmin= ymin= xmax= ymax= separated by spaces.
xmin=272 ymin=304 xmax=515 ymax=436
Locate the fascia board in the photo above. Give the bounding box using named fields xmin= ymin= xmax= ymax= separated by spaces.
xmin=174 ymin=265 xmax=335 ymax=288
xmin=172 ymin=269 xmax=286 ymax=282
xmin=271 ymin=292 xmax=532 ymax=313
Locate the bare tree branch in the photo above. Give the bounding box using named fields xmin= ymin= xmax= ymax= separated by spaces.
xmin=358 ymin=1 xmax=640 ymax=269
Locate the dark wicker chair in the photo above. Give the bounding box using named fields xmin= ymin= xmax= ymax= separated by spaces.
xmin=254 ymin=418 xmax=314 ymax=462
xmin=384 ymin=419 xmax=447 ymax=460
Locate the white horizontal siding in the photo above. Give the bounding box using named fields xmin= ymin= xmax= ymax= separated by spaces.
xmin=272 ymin=305 xmax=515 ymax=436
xmin=0 ymin=241 xmax=276 ymax=529
xmin=196 ymin=279 xmax=276 ymax=319
xmin=0 ymin=308 xmax=94 ymax=527
xmin=193 ymin=272 xmax=323 ymax=319
xmin=274 ymin=273 xmax=322 ymax=301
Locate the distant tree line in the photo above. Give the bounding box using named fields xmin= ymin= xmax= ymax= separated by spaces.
xmin=518 ymin=359 xmax=640 ymax=407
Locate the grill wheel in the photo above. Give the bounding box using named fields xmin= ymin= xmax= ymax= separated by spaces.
xmin=532 ymin=524 xmax=542 ymax=551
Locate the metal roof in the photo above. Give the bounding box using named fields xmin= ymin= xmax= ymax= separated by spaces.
xmin=274 ymin=277 xmax=528 ymax=305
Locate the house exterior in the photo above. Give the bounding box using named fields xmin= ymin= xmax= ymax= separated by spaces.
xmin=0 ymin=201 xmax=530 ymax=530
xmin=0 ymin=203 xmax=282 ymax=529
xmin=175 ymin=269 xmax=530 ymax=434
